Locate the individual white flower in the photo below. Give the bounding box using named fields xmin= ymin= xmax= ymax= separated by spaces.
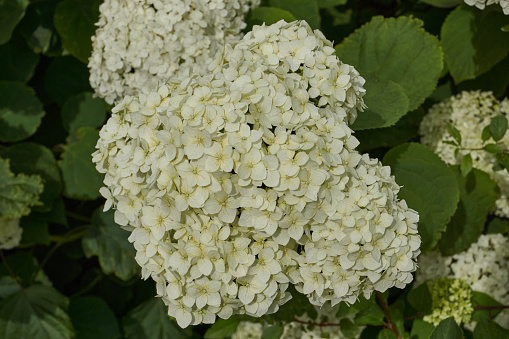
xmin=419 ymin=91 xmax=509 ymax=217
xmin=93 ymin=20 xmax=420 ymax=327
xmin=464 ymin=0 xmax=509 ymax=14
xmin=0 ymin=218 xmax=23 ymax=250
xmin=416 ymin=234 xmax=509 ymax=329
xmin=89 ymin=0 xmax=261 ymax=104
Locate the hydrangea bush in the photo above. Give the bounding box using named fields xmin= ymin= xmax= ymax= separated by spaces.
xmin=1 ymin=0 xmax=509 ymax=338
xmin=93 ymin=20 xmax=420 ymax=327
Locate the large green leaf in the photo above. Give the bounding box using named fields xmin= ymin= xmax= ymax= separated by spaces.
xmin=458 ymin=55 xmax=509 ymax=98
xmin=317 ymin=0 xmax=347 ymax=7
xmin=246 ymin=7 xmax=297 ymax=29
xmin=0 ymin=81 xmax=44 ymax=143
xmin=53 ymin=0 xmax=101 ymax=63
xmin=18 ymin=0 xmax=60 ymax=54
xmin=269 ymin=0 xmax=320 ymax=29
xmin=261 ymin=325 xmax=284 ymax=339
xmin=0 ymin=285 xmax=74 ymax=339
xmin=438 ymin=167 xmax=497 ymax=256
xmin=441 ymin=5 xmax=509 ymax=84
xmin=203 ymin=317 xmax=241 ymax=339
xmin=471 ymin=291 xmax=503 ymax=323
xmin=0 ymin=143 xmax=62 ymax=213
xmin=0 ymin=35 xmax=39 ymax=83
xmin=383 ymin=143 xmax=460 ymax=251
xmin=336 ymin=16 xmax=442 ymax=129
xmin=410 ymin=319 xmax=436 ymax=339
xmin=0 ymin=0 xmax=29 ymax=45
xmin=0 ymin=157 xmax=42 ymax=218
xmin=44 ymin=56 xmax=92 ymax=106
xmin=473 ymin=315 xmax=509 ymax=339
xmin=60 ymin=93 xmax=107 ymax=142
xmin=82 ymin=208 xmax=138 ymax=281
xmin=420 ymin=0 xmax=463 ymax=7
xmin=407 ymin=282 xmax=432 ymax=315
xmin=58 ymin=127 xmax=103 ymax=200
xmin=68 ymin=296 xmax=121 ymax=339
xmin=430 ymin=317 xmax=464 ymax=339
xmin=122 ymin=298 xmax=191 ymax=339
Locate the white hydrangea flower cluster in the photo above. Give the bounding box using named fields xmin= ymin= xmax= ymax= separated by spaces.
xmin=415 ymin=234 xmax=509 ymax=328
xmin=93 ymin=20 xmax=421 ymax=328
xmin=420 ymin=91 xmax=509 ymax=218
xmin=0 ymin=217 xmax=23 ymax=250
xmin=464 ymin=0 xmax=509 ymax=14
xmin=232 ymin=303 xmax=362 ymax=339
xmin=89 ymin=0 xmax=260 ymax=104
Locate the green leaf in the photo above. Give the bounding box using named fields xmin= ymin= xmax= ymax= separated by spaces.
xmin=388 ymin=300 xmax=405 ymax=336
xmin=317 ymin=0 xmax=347 ymax=8
xmin=496 ymin=152 xmax=509 ymax=171
xmin=489 ymin=115 xmax=508 ymax=142
xmin=0 ymin=157 xmax=43 ymax=218
xmin=261 ymin=324 xmax=284 ymax=339
xmin=61 ymin=93 xmax=107 ymax=142
xmin=203 ymin=316 xmax=241 ymax=339
xmin=485 ymin=216 xmax=509 ymax=234
xmin=503 ymin=24 xmax=509 ymax=32
xmin=0 ymin=143 xmax=62 ymax=213
xmin=53 ymin=0 xmax=101 ymax=63
xmin=377 ymin=328 xmax=398 ymax=339
xmin=353 ymin=302 xmax=385 ymax=326
xmin=383 ymin=143 xmax=460 ymax=251
xmin=410 ymin=318 xmax=436 ymax=339
xmin=471 ymin=291 xmax=503 ymax=323
xmin=446 ymin=123 xmax=462 ymax=145
xmin=350 ymin=75 xmax=409 ymax=130
xmin=473 ymin=315 xmax=509 ymax=339
xmin=17 ymin=0 xmax=59 ymax=54
xmin=69 ymin=296 xmax=121 ymax=339
xmin=408 ymin=282 xmax=432 ymax=314
xmin=123 ymin=298 xmax=191 ymax=339
xmin=0 ymin=252 xmax=37 ymax=286
xmin=246 ymin=7 xmax=297 ymax=28
xmin=44 ymin=56 xmax=92 ymax=106
xmin=58 ymin=127 xmax=103 ymax=200
xmin=0 ymin=285 xmax=74 ymax=339
xmin=0 ymin=34 xmax=39 ymax=83
xmin=339 ymin=318 xmax=363 ymax=338
xmin=0 ymin=276 xmax=20 ymax=299
xmin=0 ymin=81 xmax=44 ymax=142
xmin=336 ymin=16 xmax=443 ymax=122
xmin=337 ymin=295 xmax=374 ymax=318
xmin=441 ymin=5 xmax=509 ymax=84
xmin=483 ymin=143 xmax=504 ymax=153
xmin=420 ymin=0 xmax=463 ymax=7
xmin=460 ymin=154 xmax=473 ymax=177
xmin=430 ymin=317 xmax=464 ymax=339
xmin=269 ymin=0 xmax=320 ymax=29
xmin=82 ymin=208 xmax=138 ymax=280
xmin=355 ymin=107 xmax=425 ymax=152
xmin=482 ymin=125 xmax=492 ymax=142
xmin=458 ymin=55 xmax=509 ymax=98
xmin=438 ymin=167 xmax=497 ymax=255
xmin=0 ymin=0 xmax=29 ymax=45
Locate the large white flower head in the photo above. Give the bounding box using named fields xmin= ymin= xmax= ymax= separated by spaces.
xmin=416 ymin=234 xmax=509 ymax=329
xmin=464 ymin=0 xmax=509 ymax=14
xmin=89 ymin=0 xmax=260 ymax=104
xmin=420 ymin=91 xmax=509 ymax=217
xmin=0 ymin=217 xmax=22 ymax=250
xmin=93 ymin=20 xmax=420 ymax=328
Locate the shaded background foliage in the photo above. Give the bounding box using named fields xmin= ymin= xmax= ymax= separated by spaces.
xmin=0 ymin=0 xmax=508 ymax=338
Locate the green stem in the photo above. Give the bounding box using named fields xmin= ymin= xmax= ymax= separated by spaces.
xmin=65 ymin=211 xmax=92 ymax=223
xmin=72 ymin=273 xmax=103 ymax=297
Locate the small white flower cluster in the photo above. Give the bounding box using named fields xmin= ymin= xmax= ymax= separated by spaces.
xmin=89 ymin=0 xmax=260 ymax=104
xmin=232 ymin=303 xmax=362 ymax=339
xmin=464 ymin=0 xmax=509 ymax=14
xmin=0 ymin=217 xmax=23 ymax=250
xmin=93 ymin=20 xmax=421 ymax=328
xmin=415 ymin=234 xmax=509 ymax=328
xmin=420 ymin=91 xmax=509 ymax=218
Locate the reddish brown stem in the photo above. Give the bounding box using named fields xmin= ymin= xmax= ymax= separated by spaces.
xmin=376 ymin=291 xmax=401 ymax=339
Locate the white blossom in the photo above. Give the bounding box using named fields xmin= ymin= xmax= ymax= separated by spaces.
xmin=420 ymin=91 xmax=509 ymax=218
xmin=93 ymin=20 xmax=420 ymax=327
xmin=464 ymin=0 xmax=509 ymax=14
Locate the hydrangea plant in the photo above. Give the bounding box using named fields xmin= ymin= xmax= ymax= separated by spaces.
xmin=93 ymin=20 xmax=421 ymax=328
